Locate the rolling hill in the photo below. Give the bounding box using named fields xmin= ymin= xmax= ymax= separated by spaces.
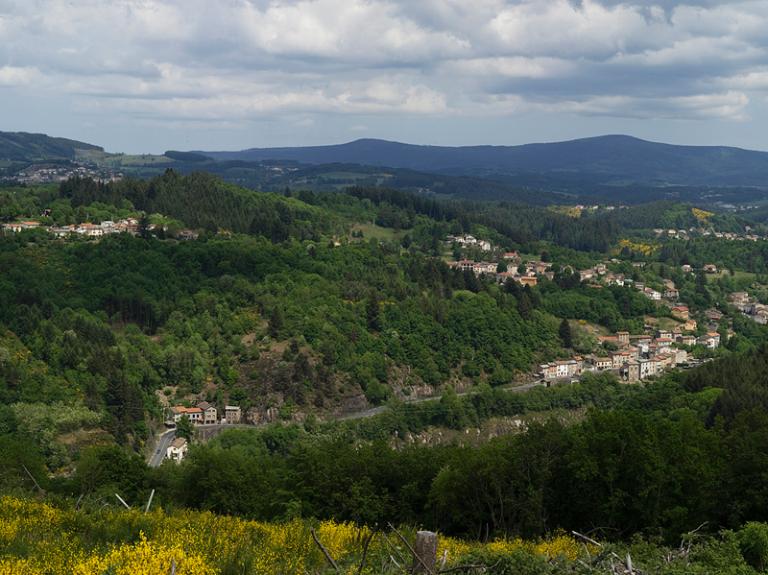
xmin=197 ymin=135 xmax=768 ymax=188
xmin=0 ymin=131 xmax=102 ymax=161
xmin=6 ymin=130 xmax=768 ymax=203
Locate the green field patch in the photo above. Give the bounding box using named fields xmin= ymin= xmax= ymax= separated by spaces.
xmin=707 ymin=269 xmax=758 ymax=283
xmin=350 ymin=222 xmax=406 ymax=242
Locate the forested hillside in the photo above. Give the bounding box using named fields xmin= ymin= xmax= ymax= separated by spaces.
xmin=60 ymin=170 xmax=335 ymax=240
xmin=7 ymin=173 xmax=768 ymax=573
xmin=198 ymin=135 xmax=768 ymax=187
xmin=0 ymin=131 xmax=102 ymax=161
xmin=4 ymin=174 xmax=605 ymax=473
xmin=1 ymin=176 xmax=763 ymax=469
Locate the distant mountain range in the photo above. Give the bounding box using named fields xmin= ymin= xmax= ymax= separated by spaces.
xmin=3 ymin=131 xmax=768 ymax=204
xmin=197 ymin=135 xmax=768 ymax=188
xmin=0 ymin=131 xmax=102 ymax=161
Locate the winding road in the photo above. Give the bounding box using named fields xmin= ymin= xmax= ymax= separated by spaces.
xmin=148 ymin=429 xmax=176 ymax=467
xmin=146 ymin=424 xmax=254 ymax=467
xmin=339 ymin=380 xmax=546 ymax=421
xmin=146 ymin=380 xmax=548 ymax=465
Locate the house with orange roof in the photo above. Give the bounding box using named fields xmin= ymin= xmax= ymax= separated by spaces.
xmin=170 ymin=405 xmax=204 ymax=424
xmin=671 ymin=306 xmax=689 ymax=320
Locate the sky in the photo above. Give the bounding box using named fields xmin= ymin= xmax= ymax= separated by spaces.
xmin=1 ymin=0 xmax=768 ymax=153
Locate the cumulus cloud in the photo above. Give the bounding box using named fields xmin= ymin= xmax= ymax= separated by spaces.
xmin=0 ymin=0 xmax=767 ymax=142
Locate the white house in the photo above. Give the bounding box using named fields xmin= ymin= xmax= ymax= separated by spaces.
xmin=100 ymin=221 xmax=117 ymax=233
xmin=170 ymin=406 xmax=204 ymax=424
xmin=539 ymin=359 xmax=581 ymax=381
xmin=166 ymin=437 xmax=188 ymax=462
xmin=224 ymin=405 xmax=242 ymax=424
xmin=698 ymin=332 xmax=721 ymax=349
xmin=3 ymin=221 xmax=41 ymax=233
xmin=76 ymin=223 xmax=104 ymax=237
xmin=50 ymin=225 xmax=76 ymax=237
xmin=638 ymin=358 xmax=658 ymax=379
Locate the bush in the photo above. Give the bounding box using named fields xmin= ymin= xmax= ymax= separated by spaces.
xmin=738 ymin=522 xmax=768 ymax=571
xmin=455 ymin=549 xmax=554 ymax=575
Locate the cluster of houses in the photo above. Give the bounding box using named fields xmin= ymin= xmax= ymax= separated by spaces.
xmin=594 ymin=263 xmax=718 ymax=295
xmin=2 ymin=218 xmax=139 ymax=237
xmin=167 ymin=402 xmax=242 ymax=427
xmin=163 ymin=403 xmax=243 ymax=462
xmin=539 ymin=326 xmax=720 ymax=383
xmin=9 ymin=164 xmax=123 ymax=185
xmin=577 ymin=263 xmax=608 ymax=282
xmin=447 ymin=251 xmax=712 ymax=300
xmin=631 ymin=280 xmax=667 ymax=302
xmin=446 ymin=242 xmax=721 ymax=301
xmin=654 ymin=228 xmax=766 ymax=242
xmin=729 ymin=292 xmax=768 ymax=325
xmin=679 ymin=263 xmax=719 ymax=274
xmin=571 ymin=204 xmax=615 ymax=212
xmin=2 ymin=217 xmax=200 ymax=240
xmin=617 ymin=266 xmax=717 ymax=304
xmin=449 ymin=251 xmax=546 ymax=287
xmin=446 ymin=234 xmax=492 ymax=251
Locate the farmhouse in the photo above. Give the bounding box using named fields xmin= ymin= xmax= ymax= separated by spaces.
xmin=170 ymin=406 xmax=204 ymax=425
xmin=224 ymin=405 xmax=242 ymax=424
xmin=671 ymin=306 xmax=689 ymax=320
xmin=166 ymin=437 xmax=188 ymax=462
xmin=197 ymin=401 xmax=217 ymax=425
xmin=539 ymin=359 xmax=581 ymax=381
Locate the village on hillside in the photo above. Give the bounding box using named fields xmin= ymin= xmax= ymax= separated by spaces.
xmin=537 ymin=328 xmax=713 ymax=384
xmin=1 ymin=217 xmax=199 ymax=240
xmin=653 ymin=226 xmax=767 ymax=242
xmin=161 ymin=403 xmax=243 ymax=462
xmin=445 ymin=234 xmax=733 ymax=384
xmin=729 ymin=291 xmax=768 ymax=325
xmin=444 ymin=233 xmax=727 ymax=297
xmin=8 ymin=164 xmax=123 ymax=185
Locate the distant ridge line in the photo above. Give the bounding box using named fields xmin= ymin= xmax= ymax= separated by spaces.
xmin=193 ymin=134 xmax=768 ymax=188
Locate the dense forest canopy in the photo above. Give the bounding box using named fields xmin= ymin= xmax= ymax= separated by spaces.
xmin=5 ymin=171 xmax=768 ymax=569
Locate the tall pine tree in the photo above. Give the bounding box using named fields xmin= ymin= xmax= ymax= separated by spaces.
xmin=559 ymin=318 xmax=573 ymax=349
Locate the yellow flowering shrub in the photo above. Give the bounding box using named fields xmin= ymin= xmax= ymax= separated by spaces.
xmin=0 ymin=558 xmax=36 ymax=575
xmin=549 ymin=206 xmax=583 ymax=218
xmin=485 ymin=537 xmax=528 ymax=554
xmin=0 ymin=497 xmax=590 ymax=574
xmin=692 ymin=207 xmax=714 ymax=222
xmin=438 ymin=535 xmax=473 ymax=563
xmin=535 ymin=533 xmax=586 ymax=560
xmin=616 ymin=238 xmax=658 ymax=256
xmin=72 ymin=533 xmax=216 ymax=575
xmin=317 ymin=519 xmax=370 ymax=559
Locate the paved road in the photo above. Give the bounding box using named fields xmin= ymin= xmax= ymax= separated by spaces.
xmin=146 ymin=382 xmax=549 ymax=460
xmin=146 ymin=365 xmax=704 ymax=460
xmin=339 ymin=380 xmax=546 ymax=421
xmin=148 ymin=429 xmax=175 ymax=467
xmin=146 ymin=424 xmax=254 ymax=467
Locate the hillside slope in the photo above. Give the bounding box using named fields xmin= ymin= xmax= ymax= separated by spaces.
xmin=197 ymin=135 xmax=768 ymax=187
xmin=0 ymin=131 xmax=102 ymax=161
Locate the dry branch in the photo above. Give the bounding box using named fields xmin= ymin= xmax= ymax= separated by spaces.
xmin=388 ymin=523 xmax=435 ymax=575
xmin=357 ymin=531 xmax=375 ymax=575
xmin=22 ymin=464 xmax=45 ymax=494
xmin=310 ymin=527 xmax=340 ymax=573
xmin=572 ymin=530 xmax=602 ymax=547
